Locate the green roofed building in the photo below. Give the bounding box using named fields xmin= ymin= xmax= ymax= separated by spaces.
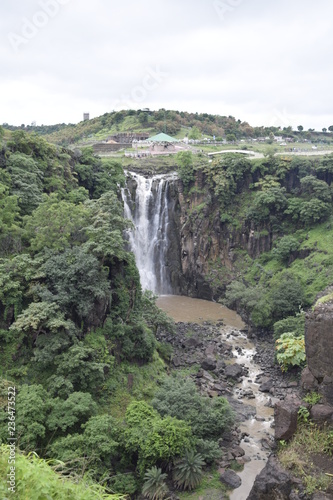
xmin=147 ymin=132 xmax=178 ymax=142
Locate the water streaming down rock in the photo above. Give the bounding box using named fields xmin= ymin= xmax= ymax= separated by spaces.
xmin=122 ymin=171 xmax=177 ymax=294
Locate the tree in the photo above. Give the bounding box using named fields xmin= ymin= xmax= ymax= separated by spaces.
xmin=270 ymin=272 xmax=304 ymax=321
xmin=176 ymin=151 xmax=195 ymax=189
xmin=173 ymin=450 xmax=205 ymax=491
xmin=272 ymin=236 xmax=300 ymax=263
xmin=142 ymin=467 xmax=168 ymax=500
xmin=24 ymin=194 xmax=88 ymax=253
xmin=226 ymin=133 xmax=236 ymax=142
xmin=322 ymin=128 xmax=327 ymax=133
xmin=328 ymin=125 xmax=333 ymax=133
xmin=151 ymin=376 xmax=234 ymax=440
xmin=188 ymin=127 xmax=201 ymax=140
xmin=124 ymin=401 xmax=191 ymax=474
xmin=297 ymin=125 xmax=304 ymax=132
xmin=40 ymin=247 xmax=111 ymax=328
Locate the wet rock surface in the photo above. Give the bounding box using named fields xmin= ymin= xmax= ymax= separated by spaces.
xmin=157 ymin=319 xmax=303 ymax=494
xmin=247 ymin=455 xmax=307 ymax=500
xmin=305 ymin=296 xmax=333 ymax=405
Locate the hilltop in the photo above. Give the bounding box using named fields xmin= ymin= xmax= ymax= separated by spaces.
xmin=3 ymin=109 xmax=333 ymax=147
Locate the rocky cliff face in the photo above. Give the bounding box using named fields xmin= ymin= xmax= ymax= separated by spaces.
xmin=304 ymin=293 xmax=333 ymax=405
xmin=166 ymin=172 xmax=274 ymax=299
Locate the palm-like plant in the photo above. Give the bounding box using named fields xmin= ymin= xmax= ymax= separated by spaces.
xmin=173 ymin=450 xmax=205 ymax=490
xmin=142 ymin=466 xmax=169 ymax=500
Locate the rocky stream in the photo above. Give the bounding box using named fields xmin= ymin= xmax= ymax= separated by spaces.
xmin=156 ymin=295 xmax=302 ymax=499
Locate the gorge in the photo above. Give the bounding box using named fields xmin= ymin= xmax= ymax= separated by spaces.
xmin=121 ymin=157 xmax=333 ymax=499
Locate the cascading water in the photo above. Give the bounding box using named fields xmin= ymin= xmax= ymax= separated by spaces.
xmin=122 ymin=171 xmax=176 ymax=294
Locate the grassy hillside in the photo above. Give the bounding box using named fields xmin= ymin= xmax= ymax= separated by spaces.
xmin=4 ymin=109 xmax=333 ymax=148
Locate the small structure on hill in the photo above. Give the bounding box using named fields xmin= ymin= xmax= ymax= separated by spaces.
xmin=147 ymin=132 xmax=178 ymax=153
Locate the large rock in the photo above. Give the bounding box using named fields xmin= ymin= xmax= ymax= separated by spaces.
xmin=301 ymin=366 xmax=319 ymax=391
xmin=275 ymin=394 xmax=303 ymax=440
xmin=310 ymin=404 xmax=333 ymax=425
xmin=219 ymin=469 xmax=242 ymax=489
xmin=201 ymin=357 xmax=217 ymax=371
xmin=305 ymin=297 xmax=333 ymax=404
xmin=259 ymin=377 xmax=274 ymax=393
xmin=247 ymin=455 xmax=295 ymax=499
xmin=225 ymin=364 xmax=243 ymax=380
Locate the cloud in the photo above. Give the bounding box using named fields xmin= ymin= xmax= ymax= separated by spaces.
xmin=1 ymin=0 xmax=333 ymax=129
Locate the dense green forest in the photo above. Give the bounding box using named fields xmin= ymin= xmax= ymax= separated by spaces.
xmin=3 ymin=109 xmax=333 ymax=146
xmin=0 ymin=128 xmax=235 ymax=498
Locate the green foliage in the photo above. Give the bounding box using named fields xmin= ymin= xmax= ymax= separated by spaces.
xmin=142 ymin=466 xmax=169 ymax=499
xmin=173 ymin=450 xmax=205 ymax=491
xmin=0 ymin=445 xmax=125 ymax=499
xmin=124 ymin=400 xmax=191 ymax=474
xmin=273 ymin=313 xmax=305 ymax=340
xmin=303 ymin=391 xmax=321 ymax=405
xmin=270 ymin=273 xmax=304 ymax=322
xmin=47 ymin=391 xmax=97 ymax=433
xmin=176 ymin=151 xmax=195 ymax=190
xmin=151 ymin=376 xmax=234 ymax=440
xmin=247 ymin=186 xmax=287 ymax=223
xmin=272 ymin=235 xmax=300 ymax=263
xmin=194 ymin=439 xmax=222 ymax=465
xmin=224 ymin=280 xmax=272 ymax=328
xmin=188 ymin=127 xmax=201 ymax=140
xmin=140 ymin=290 xmax=175 ymax=335
xmin=7 ymin=153 xmax=43 ymax=215
xmin=297 ymin=405 xmax=310 ymax=423
xmin=50 ymin=414 xmax=123 ymax=479
xmin=47 ymin=345 xmax=108 ymax=396
xmin=2 ymin=384 xmax=52 ymax=452
xmin=24 ymin=194 xmax=87 ymax=252
xmin=275 ymin=333 xmax=306 ymax=372
xmin=40 ymin=246 xmax=111 ymax=327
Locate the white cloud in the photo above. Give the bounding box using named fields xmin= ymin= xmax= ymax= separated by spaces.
xmin=1 ymin=0 xmax=333 ymax=130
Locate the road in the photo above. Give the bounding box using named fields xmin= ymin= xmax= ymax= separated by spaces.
xmin=207 ymin=149 xmax=333 ymax=160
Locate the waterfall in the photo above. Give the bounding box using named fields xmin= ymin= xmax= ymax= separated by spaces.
xmin=122 ymin=171 xmax=176 ymax=294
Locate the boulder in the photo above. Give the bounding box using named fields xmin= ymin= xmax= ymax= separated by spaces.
xmin=274 ymin=394 xmax=302 ymax=440
xmin=310 ymin=404 xmax=333 ymax=425
xmin=247 ymin=455 xmax=294 ymax=499
xmin=219 ymin=469 xmax=242 ymax=489
xmin=225 ymin=364 xmax=243 ymax=380
xmin=259 ymin=377 xmax=274 ymax=393
xmin=301 ymin=367 xmax=319 ymax=391
xmin=183 ymin=336 xmax=201 ymax=348
xmin=201 ymin=357 xmax=217 ymax=371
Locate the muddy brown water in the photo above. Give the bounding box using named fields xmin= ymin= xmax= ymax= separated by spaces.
xmin=157 ymin=295 xmax=274 ymax=500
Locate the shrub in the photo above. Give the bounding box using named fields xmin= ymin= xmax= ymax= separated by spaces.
xmin=276 ymin=333 xmax=306 ymax=372
xmin=272 ymin=236 xmax=300 ymax=263
xmin=273 ymin=313 xmax=305 ymax=340
xmin=173 ymin=450 xmax=205 ymax=490
xmin=151 ymin=376 xmax=234 ymax=440
xmin=142 ymin=466 xmax=168 ymax=499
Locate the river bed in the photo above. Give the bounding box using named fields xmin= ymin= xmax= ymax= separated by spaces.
xmin=157 ymin=295 xmax=274 ymax=500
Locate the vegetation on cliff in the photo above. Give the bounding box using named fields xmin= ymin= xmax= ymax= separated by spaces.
xmin=0 ymin=128 xmax=234 ymax=498
xmin=176 ymin=150 xmax=333 ymax=371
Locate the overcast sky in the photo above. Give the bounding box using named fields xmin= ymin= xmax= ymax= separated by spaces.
xmin=1 ymin=0 xmax=333 ymax=130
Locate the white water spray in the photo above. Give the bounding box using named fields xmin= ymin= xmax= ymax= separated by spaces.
xmin=122 ymin=171 xmax=176 ymax=294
